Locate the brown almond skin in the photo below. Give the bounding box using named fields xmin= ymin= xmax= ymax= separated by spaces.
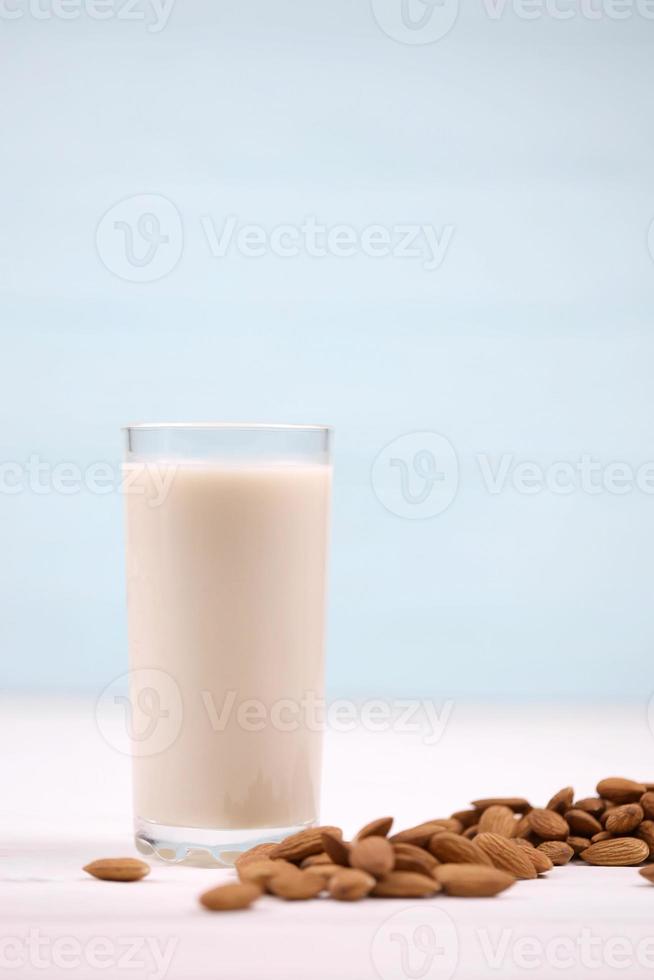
xmin=268 ymin=870 xmax=324 ymax=900
xmin=478 ymin=805 xmax=516 ymax=838
xmin=565 ymin=809 xmax=602 ymax=836
xmin=350 ymin=836 xmax=394 ymax=877
xmin=513 ymin=815 xmax=533 ymax=840
xmin=199 ymin=882 xmax=261 ymax=911
xmin=574 ymin=798 xmax=606 ymax=816
xmin=639 ymin=865 xmax=654 ymax=883
xmin=329 ymin=868 xmax=376 ymax=901
xmin=450 ymin=809 xmax=480 ymax=829
xmin=235 ymin=843 xmax=277 ymax=869
xmin=271 ymin=826 xmax=341 ymax=863
xmin=526 ymin=848 xmax=553 ymax=874
xmin=435 ymin=863 xmax=515 ymax=897
xmin=640 ymin=793 xmax=654 ymax=821
xmin=83 ymin=858 xmax=150 ymax=882
xmin=475 ymin=833 xmax=537 ymax=879
xmin=472 ymin=798 xmax=531 ymax=814
xmin=567 ymin=836 xmax=591 ymax=855
xmin=546 ymin=787 xmax=574 ymax=815
xmin=596 ymin=778 xmax=647 ymax=804
xmin=239 ymin=858 xmax=284 ymax=886
xmin=393 ymin=843 xmax=438 ymax=875
xmin=538 ymin=841 xmax=574 ymax=866
xmin=389 ymin=822 xmax=449 ymax=847
xmin=321 ymin=831 xmax=351 ymax=867
xmin=428 ymin=832 xmax=494 ymax=867
xmin=528 ymin=808 xmax=569 ymax=842
xmin=355 ymin=817 xmax=394 ymax=840
xmin=605 ymin=804 xmax=644 ymax=835
xmin=462 ymin=825 xmax=479 ymax=840
xmin=372 ymin=871 xmax=441 ymax=898
xmin=432 ymin=818 xmax=464 ymax=835
xmin=305 ymin=863 xmax=347 ymax=883
xmin=238 ymin=858 xmax=297 ymax=890
xmin=637 ymin=820 xmax=654 ymax=855
xmin=591 ymin=831 xmax=612 ymax=844
xmin=580 ymin=838 xmax=649 ymax=866
xmin=301 ymin=853 xmax=332 ymax=868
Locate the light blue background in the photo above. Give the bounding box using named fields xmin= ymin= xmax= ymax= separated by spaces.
xmin=2 ymin=0 xmax=653 ymax=699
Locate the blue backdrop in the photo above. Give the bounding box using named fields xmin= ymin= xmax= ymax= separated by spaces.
xmin=2 ymin=0 xmax=653 ymax=699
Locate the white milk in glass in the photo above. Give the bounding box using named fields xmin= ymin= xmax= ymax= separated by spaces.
xmin=124 ymin=458 xmax=331 ymax=844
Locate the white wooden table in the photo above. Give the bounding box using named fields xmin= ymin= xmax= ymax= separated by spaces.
xmin=3 ymin=697 xmax=654 ymax=979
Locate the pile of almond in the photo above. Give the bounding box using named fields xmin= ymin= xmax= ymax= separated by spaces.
xmin=82 ymin=776 xmax=654 ymax=910
xmin=197 ymin=776 xmax=654 ymax=910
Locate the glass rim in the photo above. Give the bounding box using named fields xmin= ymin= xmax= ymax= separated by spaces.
xmin=122 ymin=422 xmax=332 ymax=434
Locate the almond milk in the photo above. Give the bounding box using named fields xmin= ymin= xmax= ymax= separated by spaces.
xmin=124 ymin=459 xmax=331 ymax=836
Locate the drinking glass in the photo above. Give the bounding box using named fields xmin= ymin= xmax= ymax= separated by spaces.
xmin=122 ymin=423 xmax=332 ymax=866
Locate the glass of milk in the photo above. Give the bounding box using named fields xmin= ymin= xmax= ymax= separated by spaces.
xmin=122 ymin=423 xmax=332 ymax=866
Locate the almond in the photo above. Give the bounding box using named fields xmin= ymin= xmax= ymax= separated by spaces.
xmin=638 ymin=865 xmax=654 ymax=883
xmin=528 ymin=808 xmax=569 ymax=841
xmin=567 ymin=836 xmax=590 ymax=854
xmin=580 ymin=838 xmax=649 ymax=866
xmin=268 ymin=870 xmax=325 ymax=900
xmin=355 ymin=817 xmax=394 ymax=840
xmin=235 ymin=843 xmax=276 ymax=868
xmin=596 ymin=778 xmax=646 ymax=804
xmin=472 ymin=797 xmax=531 ymax=814
xmin=637 ymin=820 xmax=654 ymax=854
xmin=199 ymin=882 xmax=261 ymax=911
xmin=475 ymin=833 xmax=537 ymax=879
xmin=591 ymin=831 xmax=612 ymax=844
xmin=463 ymin=825 xmax=479 ymax=840
xmin=428 ymin=832 xmax=493 ymax=867
xmin=538 ymin=841 xmax=574 ymax=865
xmin=321 ymin=830 xmax=350 ymax=866
xmin=301 ymin=853 xmax=332 ymax=868
xmin=641 ymin=793 xmax=654 ymax=821
xmin=574 ymin=797 xmax=605 ymax=816
xmin=329 ymin=868 xmax=376 ymax=901
xmin=270 ymin=826 xmax=342 ymax=863
xmin=564 ymin=809 xmax=602 ymax=837
xmin=389 ymin=822 xmax=451 ymax=847
xmin=478 ymin=805 xmax=516 ymax=838
xmin=512 ymin=838 xmax=535 ymax=850
xmin=513 ymin=814 xmax=533 ymax=840
xmin=546 ymin=787 xmax=574 ymax=815
xmin=83 ymin=858 xmax=150 ymax=882
xmin=393 ymin=843 xmax=439 ymax=875
xmin=434 ymin=863 xmax=515 ymax=897
xmin=431 ymin=818 xmax=464 ymax=834
xmin=238 ymin=858 xmax=296 ymax=890
xmin=350 ymin=836 xmax=394 ymax=877
xmin=372 ymin=871 xmax=441 ymax=898
xmin=525 ymin=848 xmax=553 ymax=874
xmin=304 ymin=863 xmax=346 ymax=882
xmin=605 ymin=804 xmax=644 ymax=835
xmin=450 ymin=809 xmax=480 ymax=829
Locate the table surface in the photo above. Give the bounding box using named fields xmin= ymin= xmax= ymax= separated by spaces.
xmin=3 ymin=697 xmax=654 ymax=980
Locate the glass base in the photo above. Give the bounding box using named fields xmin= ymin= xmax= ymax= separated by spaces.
xmin=134 ymin=817 xmax=314 ymax=868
